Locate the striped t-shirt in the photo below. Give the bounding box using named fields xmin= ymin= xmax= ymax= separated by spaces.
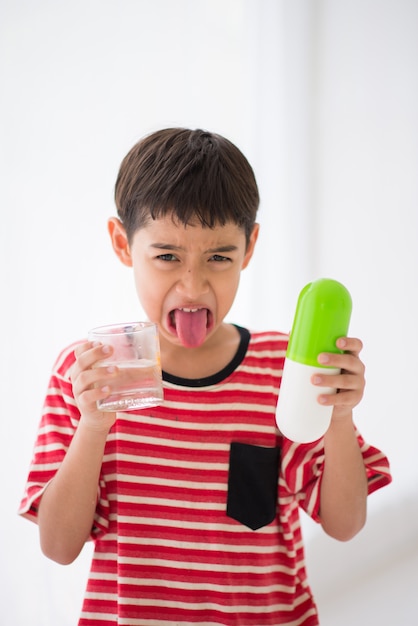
xmin=19 ymin=326 xmax=391 ymax=625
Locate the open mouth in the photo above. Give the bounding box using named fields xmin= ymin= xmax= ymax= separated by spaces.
xmin=169 ymin=307 xmax=211 ymax=348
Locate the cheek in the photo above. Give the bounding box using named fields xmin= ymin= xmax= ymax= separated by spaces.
xmin=132 ymin=266 xmax=144 ymax=292
xmin=133 ymin=267 xmax=170 ymax=311
xmin=217 ymin=273 xmax=241 ymax=307
xmin=132 ymin=268 xmax=155 ymax=304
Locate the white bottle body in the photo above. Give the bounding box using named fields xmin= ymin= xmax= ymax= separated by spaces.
xmin=276 ymin=359 xmax=340 ymax=443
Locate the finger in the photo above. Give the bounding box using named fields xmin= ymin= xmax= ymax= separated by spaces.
xmin=336 ymin=336 xmax=363 ymax=356
xmin=313 ymin=360 xmax=366 ymax=390
xmin=74 ymin=340 xmax=95 ymax=359
xmin=317 ymin=351 xmax=365 ymax=376
xmin=77 ymin=382 xmax=113 ymax=411
xmin=319 ymin=388 xmax=363 ymax=408
xmin=71 ymin=343 xmax=111 ymax=390
xmin=312 ymin=371 xmax=359 ymax=390
xmin=76 ymin=342 xmax=113 ymax=370
xmin=312 ymin=362 xmax=365 ymax=410
xmin=72 ymin=364 xmax=117 ymax=396
xmin=72 ymin=365 xmax=119 ymax=423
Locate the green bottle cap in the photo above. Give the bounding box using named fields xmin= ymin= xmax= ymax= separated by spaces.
xmin=286 ymin=278 xmax=352 ymax=367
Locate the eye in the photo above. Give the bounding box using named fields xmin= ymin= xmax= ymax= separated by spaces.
xmin=156 ymin=253 xmax=178 ymax=262
xmin=210 ymin=254 xmax=231 ymax=263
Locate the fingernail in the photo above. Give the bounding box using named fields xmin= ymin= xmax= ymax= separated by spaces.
xmin=313 ymin=375 xmax=322 ymax=385
xmin=102 ymin=345 xmax=111 ymax=354
xmin=318 ymin=353 xmax=329 ymax=364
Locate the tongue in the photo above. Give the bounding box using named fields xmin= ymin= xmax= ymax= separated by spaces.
xmin=174 ymin=309 xmax=208 ymax=348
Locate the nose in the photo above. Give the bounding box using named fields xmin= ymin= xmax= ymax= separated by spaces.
xmin=176 ymin=265 xmax=209 ymax=300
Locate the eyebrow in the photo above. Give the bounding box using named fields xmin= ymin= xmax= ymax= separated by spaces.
xmin=150 ymin=243 xmax=239 ymax=254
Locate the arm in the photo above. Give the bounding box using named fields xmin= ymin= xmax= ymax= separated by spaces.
xmin=38 ymin=342 xmax=118 ymax=564
xmin=313 ymin=337 xmax=368 ymax=541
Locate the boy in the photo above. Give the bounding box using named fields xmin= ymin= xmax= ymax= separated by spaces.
xmin=19 ymin=128 xmax=391 ymax=625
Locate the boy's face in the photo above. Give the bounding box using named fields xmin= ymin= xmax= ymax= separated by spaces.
xmin=108 ymin=215 xmax=259 ymax=352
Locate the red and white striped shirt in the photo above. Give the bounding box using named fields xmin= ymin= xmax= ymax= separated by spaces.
xmin=19 ymin=327 xmax=391 ymax=625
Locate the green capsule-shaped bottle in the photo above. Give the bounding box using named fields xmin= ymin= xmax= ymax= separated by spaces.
xmin=276 ymin=278 xmax=352 ymax=442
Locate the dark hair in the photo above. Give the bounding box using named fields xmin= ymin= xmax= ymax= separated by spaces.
xmin=114 ymin=128 xmax=259 ymax=245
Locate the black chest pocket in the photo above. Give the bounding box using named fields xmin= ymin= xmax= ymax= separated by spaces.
xmin=226 ymin=442 xmax=281 ymax=531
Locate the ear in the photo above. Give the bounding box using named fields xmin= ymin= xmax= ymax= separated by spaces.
xmin=241 ymin=223 xmax=259 ymax=270
xmin=108 ymin=217 xmax=133 ymax=267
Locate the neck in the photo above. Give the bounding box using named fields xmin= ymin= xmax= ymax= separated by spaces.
xmin=160 ymin=323 xmax=240 ymax=380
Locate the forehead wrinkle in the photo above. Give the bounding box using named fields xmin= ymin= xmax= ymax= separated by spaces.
xmin=150 ymin=243 xmax=239 ymax=254
xmin=206 ymin=245 xmax=238 ymax=254
xmin=150 ymin=243 xmax=184 ymax=251
xmin=136 ymin=215 xmax=247 ymax=254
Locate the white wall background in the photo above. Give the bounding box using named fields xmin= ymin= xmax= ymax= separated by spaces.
xmin=1 ymin=0 xmax=417 ymax=624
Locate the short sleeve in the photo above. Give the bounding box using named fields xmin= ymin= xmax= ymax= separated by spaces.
xmin=279 ymin=426 xmax=392 ymax=523
xmin=18 ymin=342 xmax=110 ymax=539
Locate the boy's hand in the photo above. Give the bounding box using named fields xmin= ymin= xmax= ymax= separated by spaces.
xmin=312 ymin=337 xmax=366 ymax=422
xmin=71 ymin=341 xmax=118 ymax=431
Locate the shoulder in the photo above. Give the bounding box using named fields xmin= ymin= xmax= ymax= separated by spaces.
xmin=236 ymin=328 xmax=288 ymax=384
xmin=247 ymin=329 xmax=289 ymax=352
xmin=242 ymin=328 xmax=288 ymax=371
